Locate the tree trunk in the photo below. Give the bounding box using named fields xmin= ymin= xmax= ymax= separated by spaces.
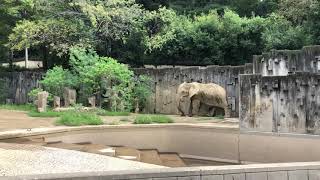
xmin=42 ymin=45 xmax=48 ymax=70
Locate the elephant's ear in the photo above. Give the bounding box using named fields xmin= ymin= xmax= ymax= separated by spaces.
xmin=189 ymin=85 xmax=199 ymax=98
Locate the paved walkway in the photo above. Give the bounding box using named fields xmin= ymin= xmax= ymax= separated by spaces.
xmin=0 ymin=143 xmax=164 ymax=176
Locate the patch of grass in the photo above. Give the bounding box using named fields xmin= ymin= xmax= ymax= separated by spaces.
xmin=197 ymin=117 xmax=214 ymax=121
xmin=56 ymin=112 xmax=103 ymax=126
xmin=0 ymin=104 xmax=35 ymax=111
xmin=28 ymin=110 xmax=63 ymax=117
xmin=120 ymin=117 xmax=130 ymax=122
xmin=215 ymin=115 xmax=225 ymax=119
xmin=134 ymin=115 xmax=174 ymax=124
xmin=96 ymin=109 xmax=130 ymax=116
xmin=108 ymin=121 xmax=120 ymax=125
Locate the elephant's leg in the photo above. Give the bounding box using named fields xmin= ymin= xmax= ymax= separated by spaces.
xmin=177 ymin=101 xmax=185 ymax=116
xmin=188 ymin=99 xmax=193 ymax=117
xmin=223 ymin=100 xmax=231 ymax=118
xmin=192 ymin=99 xmax=200 ymax=116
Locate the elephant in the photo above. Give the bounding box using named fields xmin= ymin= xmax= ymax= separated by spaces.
xmin=177 ymin=82 xmax=230 ymax=117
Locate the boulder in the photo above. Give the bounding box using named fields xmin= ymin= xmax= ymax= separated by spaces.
xmin=53 ymin=96 xmax=61 ymax=109
xmin=37 ymin=91 xmax=49 ymax=112
xmin=63 ymin=88 xmax=76 ymax=107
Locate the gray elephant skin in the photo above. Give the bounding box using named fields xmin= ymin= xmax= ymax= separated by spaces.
xmin=177 ymin=82 xmax=230 ymax=117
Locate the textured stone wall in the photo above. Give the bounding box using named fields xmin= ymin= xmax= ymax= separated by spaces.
xmin=134 ymin=64 xmax=253 ymax=117
xmin=253 ymin=45 xmax=320 ymax=76
xmin=240 ymin=73 xmax=320 ymax=134
xmin=0 ymin=71 xmax=42 ymax=104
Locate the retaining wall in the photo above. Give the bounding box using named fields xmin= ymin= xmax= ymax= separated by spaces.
xmin=4 ymin=125 xmax=320 ymax=179
xmin=5 ymin=124 xmax=320 ymax=164
xmin=134 ymin=64 xmax=252 ymax=117
xmin=0 ymin=64 xmax=252 ymax=117
xmin=239 ymin=73 xmax=320 ymax=134
xmin=253 ymin=45 xmax=320 ymax=76
xmin=0 ymin=71 xmax=42 ymax=104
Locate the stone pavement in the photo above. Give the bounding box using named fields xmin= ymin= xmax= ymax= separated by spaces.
xmin=0 ymin=143 xmax=164 ymax=176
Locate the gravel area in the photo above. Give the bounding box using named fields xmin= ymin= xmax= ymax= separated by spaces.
xmin=0 ymin=143 xmax=164 ymax=176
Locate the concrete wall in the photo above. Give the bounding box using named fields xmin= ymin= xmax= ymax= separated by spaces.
xmin=5 ymin=125 xmax=320 ymax=179
xmin=12 ymin=162 xmax=320 ymax=180
xmin=134 ymin=64 xmax=253 ymax=117
xmin=0 ymin=64 xmax=253 ymax=117
xmin=0 ymin=71 xmax=42 ymax=104
xmin=239 ymin=73 xmax=320 ymax=134
xmin=11 ymin=124 xmax=320 ymax=164
xmin=253 ymin=45 xmax=320 ymax=76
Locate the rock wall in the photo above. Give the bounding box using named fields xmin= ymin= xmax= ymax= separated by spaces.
xmin=240 ymin=45 xmax=320 ymax=135
xmin=134 ymin=64 xmax=253 ymax=117
xmin=0 ymin=71 xmax=43 ymax=104
xmin=253 ymin=45 xmax=320 ymax=76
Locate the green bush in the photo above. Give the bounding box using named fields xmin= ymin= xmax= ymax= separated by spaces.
xmin=28 ymin=110 xmax=63 ymax=117
xmin=27 ymin=88 xmax=43 ymax=102
xmin=56 ymin=112 xmax=103 ymax=126
xmin=132 ymin=75 xmax=153 ymax=111
xmin=134 ymin=115 xmax=174 ymax=124
xmin=40 ymin=66 xmax=78 ymax=97
xmin=96 ymin=109 xmax=130 ymax=116
xmin=0 ymin=104 xmax=35 ymax=111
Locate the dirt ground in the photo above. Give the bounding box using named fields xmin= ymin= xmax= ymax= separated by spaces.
xmin=0 ymin=110 xmax=56 ymax=131
xmin=0 ymin=109 xmax=239 ymax=131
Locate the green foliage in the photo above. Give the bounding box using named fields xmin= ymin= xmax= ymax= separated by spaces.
xmin=3 ymin=0 xmax=320 ymax=67
xmin=70 ymin=48 xmax=135 ymax=110
xmin=27 ymin=88 xmax=42 ymax=102
xmin=97 ymin=109 xmax=130 ymax=116
xmin=262 ymin=14 xmax=312 ymax=50
xmin=147 ymin=9 xmax=266 ymax=65
xmin=134 ymin=115 xmax=174 ymax=124
xmin=40 ymin=66 xmax=78 ymax=97
xmin=277 ymin=0 xmax=318 ymax=25
xmin=132 ymin=75 xmax=153 ymax=109
xmin=28 ymin=110 xmax=63 ymax=117
xmin=215 ymin=115 xmax=225 ymax=119
xmin=56 ymin=111 xmax=103 ymax=126
xmin=0 ymin=104 xmax=35 ymax=111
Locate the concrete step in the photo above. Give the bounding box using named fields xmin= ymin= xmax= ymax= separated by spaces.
xmin=139 ymin=149 xmax=163 ymax=166
xmin=81 ymin=144 xmax=115 ymax=156
xmin=0 ymin=137 xmax=47 ymax=146
xmin=115 ymin=147 xmax=141 ymax=161
xmin=159 ymin=153 xmax=186 ymax=167
xmin=44 ymin=142 xmax=85 ymax=151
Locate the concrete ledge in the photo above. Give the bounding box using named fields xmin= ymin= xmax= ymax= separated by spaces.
xmin=7 ymin=162 xmax=320 ymax=180
xmin=3 ymin=125 xmax=320 ymax=164
xmin=0 ymin=124 xmax=239 ymax=140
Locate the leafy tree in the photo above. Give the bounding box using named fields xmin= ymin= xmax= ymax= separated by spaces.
xmin=69 ymin=48 xmax=135 ymax=111
xmin=0 ymin=0 xmax=35 ymax=62
xmin=145 ymin=9 xmax=265 ymax=65
xmin=262 ymin=13 xmax=312 ymax=50
xmin=277 ymin=0 xmax=319 ymax=25
xmin=7 ymin=0 xmax=145 ymax=68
